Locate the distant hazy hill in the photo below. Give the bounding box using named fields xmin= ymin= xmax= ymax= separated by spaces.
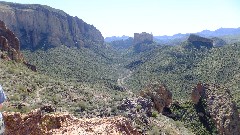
xmin=106 ymin=37 xmax=133 ymax=51
xmin=0 ymin=1 xmax=104 ymax=50
xmin=197 ymin=27 xmax=240 ymax=37
xmin=106 ymin=28 xmax=240 ymax=48
xmin=154 ymin=28 xmax=240 ymax=45
xmin=104 ymin=35 xmax=130 ymax=42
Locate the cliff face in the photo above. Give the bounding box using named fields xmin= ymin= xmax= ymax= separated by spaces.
xmin=187 ymin=34 xmax=213 ymax=49
xmin=133 ymin=32 xmax=154 ymax=53
xmin=0 ymin=2 xmax=104 ymax=50
xmin=133 ymin=32 xmax=153 ymax=45
xmin=191 ymin=83 xmax=240 ymax=135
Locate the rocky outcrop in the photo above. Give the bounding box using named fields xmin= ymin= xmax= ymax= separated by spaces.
xmin=118 ymin=97 xmax=153 ymax=118
xmin=0 ymin=1 xmax=104 ymax=50
xmin=0 ymin=19 xmax=36 ymax=71
xmin=140 ymin=83 xmax=172 ymax=114
xmin=3 ymin=109 xmax=139 ymax=135
xmin=133 ymin=32 xmax=154 ymax=52
xmin=191 ymin=83 xmax=240 ymax=135
xmin=187 ymin=34 xmax=213 ymax=49
xmin=0 ymin=20 xmax=24 ymax=62
xmin=134 ymin=32 xmax=153 ymax=45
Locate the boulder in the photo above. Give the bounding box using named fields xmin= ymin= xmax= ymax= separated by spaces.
xmin=141 ymin=83 xmax=172 ymax=113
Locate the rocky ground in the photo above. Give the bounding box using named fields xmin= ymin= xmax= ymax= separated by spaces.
xmin=191 ymin=83 xmax=240 ymax=135
xmin=3 ymin=109 xmax=139 ymax=135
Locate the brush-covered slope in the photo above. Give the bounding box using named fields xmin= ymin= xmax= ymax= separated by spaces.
xmin=0 ymin=57 xmax=194 ymax=135
xmin=0 ymin=59 xmax=129 ymax=118
xmin=125 ymin=42 xmax=240 ymax=108
xmin=23 ymin=46 xmax=122 ymax=88
xmin=0 ymin=1 xmax=103 ymax=50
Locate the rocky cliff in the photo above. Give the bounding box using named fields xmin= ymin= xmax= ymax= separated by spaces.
xmin=140 ymin=83 xmax=172 ymax=114
xmin=133 ymin=32 xmax=153 ymax=45
xmin=0 ymin=19 xmax=36 ymax=71
xmin=3 ymin=109 xmax=139 ymax=135
xmin=187 ymin=34 xmax=213 ymax=49
xmin=191 ymin=83 xmax=240 ymax=135
xmin=0 ymin=20 xmax=24 ymax=62
xmin=133 ymin=32 xmax=154 ymax=53
xmin=0 ymin=1 xmax=104 ymax=50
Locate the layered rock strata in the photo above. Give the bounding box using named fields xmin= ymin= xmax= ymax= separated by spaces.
xmin=0 ymin=1 xmax=104 ymax=50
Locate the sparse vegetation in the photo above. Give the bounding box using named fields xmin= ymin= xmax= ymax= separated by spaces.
xmin=1 ymin=30 xmax=240 ymax=135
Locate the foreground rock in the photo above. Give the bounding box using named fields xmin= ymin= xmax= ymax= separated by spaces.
xmin=191 ymin=83 xmax=240 ymax=135
xmin=0 ymin=1 xmax=104 ymax=50
xmin=140 ymin=83 xmax=172 ymax=114
xmin=118 ymin=95 xmax=193 ymax=134
xmin=3 ymin=109 xmax=139 ymax=135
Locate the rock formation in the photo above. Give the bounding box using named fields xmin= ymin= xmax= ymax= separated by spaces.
xmin=133 ymin=32 xmax=154 ymax=52
xmin=191 ymin=83 xmax=240 ymax=135
xmin=0 ymin=20 xmax=24 ymax=62
xmin=3 ymin=109 xmax=139 ymax=135
xmin=187 ymin=34 xmax=213 ymax=49
xmin=0 ymin=19 xmax=36 ymax=71
xmin=140 ymin=83 xmax=172 ymax=114
xmin=133 ymin=32 xmax=153 ymax=45
xmin=0 ymin=1 xmax=104 ymax=50
xmin=118 ymin=97 xmax=153 ymax=118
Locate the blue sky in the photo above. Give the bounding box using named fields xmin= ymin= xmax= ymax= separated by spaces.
xmin=2 ymin=0 xmax=240 ymax=37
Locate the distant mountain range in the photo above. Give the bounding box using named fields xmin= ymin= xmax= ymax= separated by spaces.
xmin=105 ymin=27 xmax=240 ymax=44
xmin=197 ymin=27 xmax=240 ymax=37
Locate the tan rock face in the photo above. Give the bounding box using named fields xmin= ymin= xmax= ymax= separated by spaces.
xmin=133 ymin=32 xmax=154 ymax=52
xmin=134 ymin=32 xmax=153 ymax=45
xmin=0 ymin=20 xmax=24 ymax=62
xmin=3 ymin=109 xmax=139 ymax=135
xmin=0 ymin=2 xmax=104 ymax=50
xmin=141 ymin=83 xmax=172 ymax=113
xmin=191 ymin=83 xmax=240 ymax=135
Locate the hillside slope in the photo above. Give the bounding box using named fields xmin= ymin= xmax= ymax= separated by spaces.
xmin=23 ymin=46 xmax=118 ymax=83
xmin=0 ymin=59 xmax=129 ymax=119
xmin=126 ymin=42 xmax=240 ymax=107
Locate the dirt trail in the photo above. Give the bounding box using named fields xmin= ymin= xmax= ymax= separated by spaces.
xmin=117 ymin=69 xmax=133 ymax=95
xmin=36 ymin=87 xmax=45 ymax=103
